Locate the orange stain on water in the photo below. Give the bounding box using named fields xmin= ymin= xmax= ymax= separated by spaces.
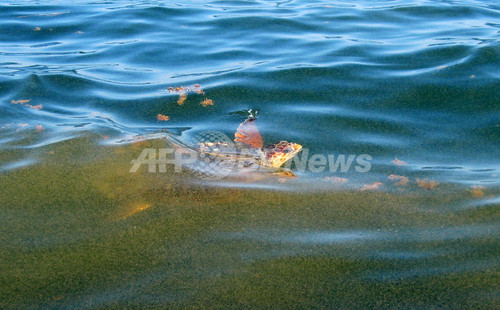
xmin=200 ymin=98 xmax=213 ymax=107
xmin=11 ymin=99 xmax=42 ymax=110
xmin=469 ymin=186 xmax=485 ymax=198
xmin=118 ymin=203 xmax=151 ymax=220
xmin=11 ymin=99 xmax=31 ymax=104
xmin=27 ymin=104 xmax=43 ymax=110
xmin=389 ymin=174 xmax=409 ymax=186
xmin=157 ymin=114 xmax=170 ymax=121
xmin=392 ymin=157 xmax=407 ymax=166
xmin=361 ymin=182 xmax=382 ymax=191
xmin=177 ymin=93 xmax=187 ymax=105
xmin=416 ymin=178 xmax=439 ymax=190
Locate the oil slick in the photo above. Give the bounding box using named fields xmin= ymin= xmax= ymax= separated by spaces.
xmin=200 ymin=98 xmax=214 ymax=107
xmin=468 ymin=186 xmax=485 ymax=198
xmin=166 ymin=84 xmax=212 ymax=107
xmin=416 ymin=178 xmax=439 ymax=191
xmin=361 ymin=182 xmax=382 ymax=191
xmin=156 ymin=114 xmax=170 ymax=121
xmin=389 ymin=174 xmax=409 ymax=186
xmin=11 ymin=99 xmax=43 ymax=110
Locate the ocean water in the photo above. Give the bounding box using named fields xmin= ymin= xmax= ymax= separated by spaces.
xmin=0 ymin=0 xmax=499 ymax=308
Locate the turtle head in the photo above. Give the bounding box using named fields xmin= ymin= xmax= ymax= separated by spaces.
xmin=261 ymin=141 xmax=302 ymax=168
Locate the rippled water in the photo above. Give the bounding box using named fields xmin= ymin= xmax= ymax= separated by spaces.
xmin=0 ymin=0 xmax=499 ymax=308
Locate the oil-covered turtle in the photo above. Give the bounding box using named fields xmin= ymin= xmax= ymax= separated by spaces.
xmin=187 ymin=117 xmax=302 ymax=177
xmin=232 ymin=117 xmax=302 ymax=168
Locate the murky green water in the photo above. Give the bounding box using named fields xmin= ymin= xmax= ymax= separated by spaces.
xmin=0 ymin=0 xmax=499 ymax=308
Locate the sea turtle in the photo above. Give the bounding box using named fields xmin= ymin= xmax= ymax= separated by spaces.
xmin=232 ymin=117 xmax=302 ymax=168
xmin=177 ymin=117 xmax=302 ymax=178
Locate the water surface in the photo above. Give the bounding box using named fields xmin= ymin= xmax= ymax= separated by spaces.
xmin=0 ymin=0 xmax=499 ymax=308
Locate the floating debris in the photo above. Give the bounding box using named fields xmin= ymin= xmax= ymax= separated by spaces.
xmin=177 ymin=93 xmax=187 ymax=105
xmin=361 ymin=182 xmax=382 ymax=191
xmin=468 ymin=185 xmax=485 ymax=198
xmin=389 ymin=174 xmax=409 ymax=186
xmin=156 ymin=114 xmax=170 ymax=121
xmin=33 ymin=27 xmax=41 ymax=31
xmin=16 ymin=123 xmax=29 ymax=132
xmin=392 ymin=157 xmax=407 ymax=166
xmin=27 ymin=104 xmax=43 ymax=110
xmin=11 ymin=99 xmax=42 ymax=110
xmin=416 ymin=178 xmax=439 ymax=190
xmin=35 ymin=125 xmax=44 ymax=132
xmin=167 ymin=86 xmax=189 ymax=93
xmin=166 ymin=84 xmax=206 ymax=105
xmin=200 ymin=98 xmax=213 ymax=107
xmin=193 ymin=84 xmax=205 ymax=94
xmin=11 ymin=99 xmax=31 ymax=104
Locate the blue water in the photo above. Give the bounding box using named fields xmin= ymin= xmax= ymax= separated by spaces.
xmin=0 ymin=0 xmax=499 ymax=308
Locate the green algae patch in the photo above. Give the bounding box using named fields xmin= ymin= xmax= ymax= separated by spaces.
xmin=0 ymin=135 xmax=498 ymax=309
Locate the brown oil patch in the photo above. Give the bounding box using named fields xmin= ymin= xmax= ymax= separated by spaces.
xmin=389 ymin=174 xmax=409 ymax=186
xmin=11 ymin=99 xmax=42 ymax=110
xmin=392 ymin=157 xmax=407 ymax=166
xmin=194 ymin=84 xmax=205 ymax=94
xmin=468 ymin=186 xmax=485 ymax=198
xmin=166 ymin=84 xmax=207 ymax=105
xmin=157 ymin=114 xmax=170 ymax=121
xmin=361 ymin=182 xmax=382 ymax=191
xmin=177 ymin=93 xmax=187 ymax=105
xmin=11 ymin=99 xmax=31 ymax=104
xmin=416 ymin=178 xmax=439 ymax=190
xmin=200 ymin=98 xmax=213 ymax=107
xmin=27 ymin=104 xmax=43 ymax=110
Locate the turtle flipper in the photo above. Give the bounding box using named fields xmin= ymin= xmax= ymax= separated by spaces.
xmin=272 ymin=167 xmax=296 ymax=177
xmin=234 ymin=118 xmax=263 ymax=148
